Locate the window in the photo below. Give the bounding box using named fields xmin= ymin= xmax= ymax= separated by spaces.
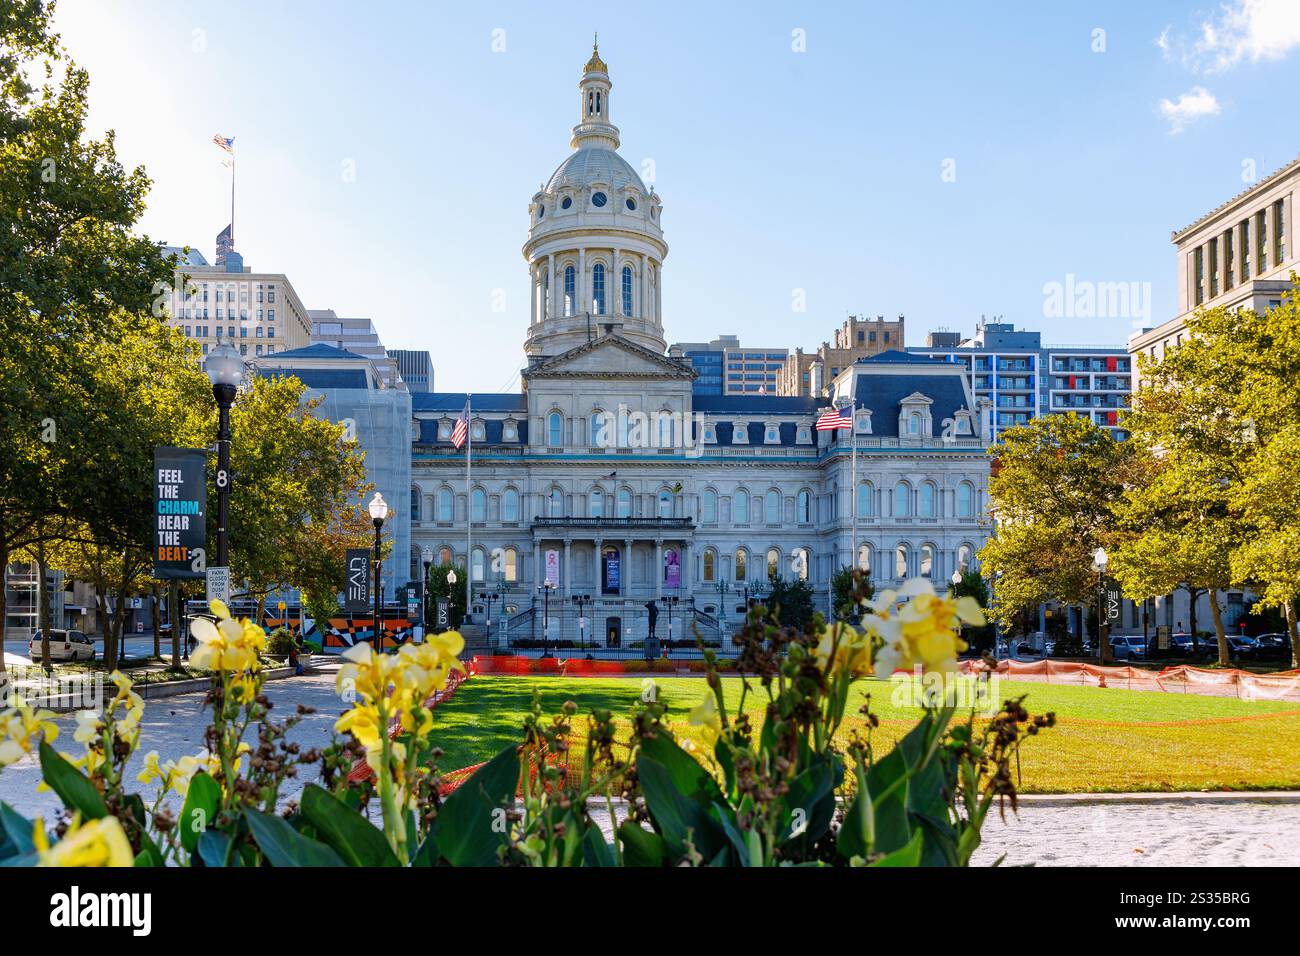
xmin=502 ymin=488 xmax=519 ymax=522
xmin=504 ymin=548 xmax=518 ymax=583
xmin=894 ymin=482 xmax=910 ymax=517
xmin=437 ymin=547 xmax=452 ymax=566
xmin=920 ymin=545 xmax=934 ymax=578
xmin=589 ymin=488 xmax=604 ymax=518
xmin=592 ymin=263 xmax=606 ymax=315
xmin=625 ymin=197 xmax=637 ymax=211
xmin=622 ymin=266 xmax=634 ymax=314
xmin=735 ymin=549 xmax=748 ymax=582
xmin=410 ymin=487 xmax=421 ymax=522
xmin=658 ymin=489 xmax=673 ymax=518
xmin=701 ymin=489 xmax=717 ymax=523
xmin=908 ymin=412 xmax=921 ymax=435
xmin=549 ymin=487 xmax=564 ymax=518
xmin=590 ymin=411 xmax=607 ymax=447
xmin=734 ymin=489 xmax=750 ymax=524
xmin=957 ymin=544 xmax=974 ymax=571
xmin=919 ymin=483 xmax=935 ymax=518
xmin=767 ymin=548 xmax=779 ymax=579
xmin=857 ymin=481 xmax=874 ymax=518
xmin=895 ymin=545 xmax=909 ymax=579
xmin=616 ymin=487 xmax=632 ymax=518
xmin=765 ymin=489 xmax=780 ymax=524
xmin=564 ymin=266 xmax=576 ymax=316
xmin=471 ymin=488 xmax=486 ymax=523
xmin=591 ymin=191 xmax=607 ymax=207
xmin=857 ymin=543 xmax=871 ymax=574
xmin=657 ymin=414 xmax=673 ymax=448
xmin=703 ymin=549 xmax=716 ymax=583
xmin=471 ymin=548 xmax=485 ymax=582
xmin=794 ymin=548 xmax=809 ymax=581
xmin=548 ymin=411 xmax=563 ymax=447
xmin=561 ymin=196 xmax=572 ymax=209
xmin=797 ymin=490 xmax=811 ymax=523
xmin=957 ymin=482 xmax=974 ymax=518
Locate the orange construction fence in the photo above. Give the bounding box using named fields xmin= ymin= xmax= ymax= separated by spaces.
xmin=957 ymin=659 xmax=1300 ymax=701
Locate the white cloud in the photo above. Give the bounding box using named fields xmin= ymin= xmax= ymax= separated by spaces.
xmin=1158 ymin=86 xmax=1221 ymax=133
xmin=1170 ymin=0 xmax=1300 ymax=73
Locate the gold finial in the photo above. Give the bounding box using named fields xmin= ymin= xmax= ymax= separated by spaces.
xmin=584 ymin=35 xmax=607 ymax=74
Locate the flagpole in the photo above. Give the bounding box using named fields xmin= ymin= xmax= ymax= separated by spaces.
xmin=850 ymin=404 xmax=857 ymax=573
xmin=465 ymin=394 xmax=472 ymax=619
xmin=230 ymin=154 xmax=235 ymax=246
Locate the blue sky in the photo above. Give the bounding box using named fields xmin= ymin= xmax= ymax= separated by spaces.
xmin=54 ymin=0 xmax=1300 ymax=391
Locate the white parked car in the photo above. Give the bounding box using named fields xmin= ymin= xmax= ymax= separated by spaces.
xmin=28 ymin=629 xmax=96 ymax=662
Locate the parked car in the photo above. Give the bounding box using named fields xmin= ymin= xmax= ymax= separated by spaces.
xmin=27 ymin=629 xmax=96 ymax=662
xmin=1169 ymin=632 xmax=1214 ymax=656
xmin=1108 ymin=636 xmax=1147 ymax=661
xmin=1253 ymin=633 xmax=1292 ymax=662
xmin=1226 ymin=636 xmax=1258 ymax=661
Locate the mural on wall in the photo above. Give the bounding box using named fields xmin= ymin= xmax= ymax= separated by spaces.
xmin=316 ymin=617 xmax=417 ymax=652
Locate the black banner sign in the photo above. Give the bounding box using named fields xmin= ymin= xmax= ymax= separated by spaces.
xmin=153 ymin=447 xmax=207 ymax=580
xmin=345 ymin=548 xmax=371 ymax=612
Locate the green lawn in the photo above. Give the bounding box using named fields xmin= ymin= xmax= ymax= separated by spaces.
xmin=430 ymin=675 xmax=1300 ymax=794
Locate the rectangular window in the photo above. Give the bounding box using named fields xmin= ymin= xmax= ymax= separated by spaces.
xmin=1209 ymin=240 xmax=1218 ymax=297
xmin=1193 ymin=246 xmax=1204 ymax=305
xmin=1274 ymin=199 xmax=1285 ymax=265
xmin=1257 ymin=211 xmax=1268 ymax=273
xmin=1223 ymin=228 xmax=1234 ymax=289
xmin=1240 ymin=219 xmax=1251 ymax=276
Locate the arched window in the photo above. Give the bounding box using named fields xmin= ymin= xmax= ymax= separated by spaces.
xmin=592 ymin=263 xmax=606 ymax=315
xmin=894 ymin=482 xmax=910 ymax=517
xmin=734 ymin=549 xmax=748 ymax=582
xmin=909 ymin=412 xmax=921 ymax=435
xmin=767 ymin=548 xmax=779 ymax=579
xmin=590 ymin=411 xmax=607 ymax=447
xmin=547 ymin=411 xmax=563 ymax=447
xmin=765 ymin=490 xmax=780 ymax=524
xmin=857 ymin=543 xmax=871 ymax=573
xmin=957 ymin=482 xmax=974 ymax=518
xmin=703 ymin=549 xmax=716 ymax=583
xmin=589 ymin=488 xmax=604 ymax=518
xmin=410 ymin=487 xmax=421 ymax=522
xmin=895 ymin=544 xmax=910 ymax=579
xmin=563 ymin=266 xmax=575 ymax=316
xmin=919 ymin=482 xmax=935 ymax=518
xmin=920 ymin=545 xmax=934 ymax=578
xmin=504 ymin=548 xmax=518 ymax=583
xmin=857 ymin=481 xmax=874 ymax=518
xmin=437 ymin=487 xmax=453 ymax=522
xmin=471 ymin=548 xmax=486 ymax=582
xmin=701 ymin=489 xmax=717 ymax=523
xmin=657 ymin=414 xmax=673 ymax=448
xmin=616 ymin=487 xmax=632 ymax=518
xmin=437 ymin=546 xmax=452 ymax=566
xmin=621 ymin=265 xmax=634 ymax=315
xmin=502 ymin=488 xmax=519 ymax=522
xmin=957 ymin=544 xmax=974 ymax=571
xmin=734 ymin=489 xmax=750 ymax=524
xmin=657 ymin=489 xmax=673 ymax=518
xmin=471 ymin=488 xmax=487 ymax=523
xmin=797 ymin=490 xmax=811 ymax=523
xmin=549 ymin=487 xmax=564 ymax=518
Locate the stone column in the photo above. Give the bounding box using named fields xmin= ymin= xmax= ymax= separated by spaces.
xmin=640 ymin=253 xmax=648 ymax=319
xmin=578 ymin=248 xmax=587 ymax=313
xmin=563 ymin=538 xmax=572 ymax=598
xmin=654 ymin=261 xmax=662 ymax=326
xmin=655 ymin=538 xmax=663 ymax=599
xmin=595 ymin=538 xmax=604 ymax=596
xmin=624 ymin=538 xmax=633 ymax=598
xmin=533 ymin=541 xmax=541 ymax=593
xmin=529 ymin=263 xmax=537 ymax=325
xmin=546 ymin=254 xmax=555 ymax=319
xmin=612 ymin=247 xmax=621 ymax=315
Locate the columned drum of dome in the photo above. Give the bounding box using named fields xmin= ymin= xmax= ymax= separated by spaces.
xmin=523 ymin=41 xmax=668 ymax=358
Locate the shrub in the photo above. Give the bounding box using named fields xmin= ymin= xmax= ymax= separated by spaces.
xmin=267 ymin=627 xmax=297 ymax=656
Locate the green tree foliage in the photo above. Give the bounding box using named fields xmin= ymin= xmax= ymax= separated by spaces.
xmin=977 ymin=414 xmax=1133 ymax=654
xmin=424 ymin=563 xmax=467 ymax=630
xmin=764 ymin=572 xmax=816 ymax=630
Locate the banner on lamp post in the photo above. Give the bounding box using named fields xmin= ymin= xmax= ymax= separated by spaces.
xmin=344 ymin=549 xmax=371 ymax=612
xmin=153 ymin=447 xmax=208 ymax=580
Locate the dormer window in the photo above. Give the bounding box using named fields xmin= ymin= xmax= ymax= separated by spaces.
xmin=732 ymin=422 xmax=749 ymax=445
xmin=796 ymin=424 xmax=812 ymax=445
xmin=438 ymin=419 xmax=452 ymax=440
xmin=764 ymin=423 xmax=781 ymax=444
xmin=502 ymin=418 xmax=519 ymax=442
xmin=703 ymin=424 xmax=717 ymax=444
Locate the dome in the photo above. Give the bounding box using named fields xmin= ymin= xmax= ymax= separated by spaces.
xmin=545 ymin=147 xmax=645 ymax=194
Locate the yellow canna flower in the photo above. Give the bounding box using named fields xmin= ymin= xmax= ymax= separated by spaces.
xmin=189 ymin=602 xmax=268 ymax=672
xmin=688 ymin=694 xmax=722 ymax=746
xmin=34 ymin=814 xmax=134 ymax=867
xmin=0 ymin=699 xmax=59 ymax=768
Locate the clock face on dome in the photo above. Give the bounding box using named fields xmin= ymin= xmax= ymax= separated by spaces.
xmin=591 ymin=191 xmax=607 ymax=207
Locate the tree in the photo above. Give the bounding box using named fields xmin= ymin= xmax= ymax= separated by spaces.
xmin=0 ymin=1 xmax=176 ymax=671
xmin=830 ymin=565 xmax=872 ymax=620
xmin=765 ymin=573 xmax=816 ymax=631
xmin=425 ymin=563 xmax=467 ymax=630
xmin=978 ymin=414 xmax=1133 ymax=660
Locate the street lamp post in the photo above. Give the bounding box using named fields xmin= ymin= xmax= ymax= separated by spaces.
xmin=369 ymin=492 xmax=388 ymax=651
xmin=421 ymin=547 xmax=432 ymax=641
xmin=1093 ymin=546 xmax=1109 ymax=664
xmin=204 ymin=343 xmax=245 ymax=568
xmin=537 ymin=581 xmax=556 ymax=654
xmin=571 ymin=593 xmax=592 ymax=648
xmin=661 ymin=595 xmax=680 ymax=644
xmin=478 ymin=581 xmax=507 ymax=646
xmin=446 ymin=569 xmax=457 ymax=632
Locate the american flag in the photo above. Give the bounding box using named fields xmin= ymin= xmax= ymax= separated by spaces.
xmin=450 ymin=401 xmax=469 ymax=449
xmin=212 ymin=134 xmax=235 ymax=154
xmin=816 ymin=406 xmax=853 ymax=431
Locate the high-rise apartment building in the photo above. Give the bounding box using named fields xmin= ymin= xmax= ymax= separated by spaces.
xmin=909 ymin=320 xmax=1132 ymax=440
xmin=776 ymin=314 xmax=905 ymax=396
xmin=667 ymin=335 xmax=788 ymax=395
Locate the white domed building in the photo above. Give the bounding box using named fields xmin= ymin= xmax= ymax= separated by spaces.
xmin=406 ymin=44 xmax=994 ymax=652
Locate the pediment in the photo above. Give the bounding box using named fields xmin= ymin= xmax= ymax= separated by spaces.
xmin=523 ymin=335 xmax=695 ymax=380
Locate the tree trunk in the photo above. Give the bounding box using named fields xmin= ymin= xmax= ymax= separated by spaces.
xmin=151 ymin=582 xmax=161 ymax=659
xmin=1284 ymin=600 xmax=1299 ymax=670
xmin=37 ymin=539 xmax=51 ymax=672
xmin=100 ymin=591 xmax=117 ymax=672
xmin=1209 ymin=591 xmax=1229 ymax=666
xmin=1187 ymin=586 xmax=1198 ymax=646
xmin=169 ymin=579 xmax=181 ymax=669
xmin=0 ymin=540 xmax=8 ymax=676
